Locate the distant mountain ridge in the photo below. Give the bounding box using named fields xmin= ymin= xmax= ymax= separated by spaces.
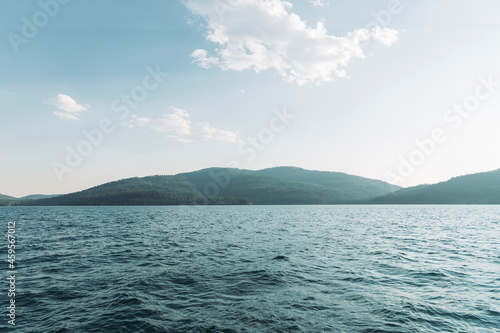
xmin=10 ymin=167 xmax=401 ymax=206
xmin=19 ymin=194 xmax=61 ymax=200
xmin=3 ymin=167 xmax=500 ymax=206
xmin=0 ymin=194 xmax=61 ymax=200
xmin=0 ymin=194 xmax=16 ymax=200
xmin=368 ymin=169 xmax=500 ymax=204
xmin=0 ymin=194 xmax=62 ymax=206
xmin=255 ymin=167 xmax=399 ymax=200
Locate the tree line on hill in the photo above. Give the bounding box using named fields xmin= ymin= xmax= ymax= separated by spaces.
xmin=2 ymin=167 xmax=499 ymax=206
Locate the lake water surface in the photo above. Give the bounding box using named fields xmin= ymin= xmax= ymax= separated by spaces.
xmin=1 ymin=205 xmax=499 ymax=332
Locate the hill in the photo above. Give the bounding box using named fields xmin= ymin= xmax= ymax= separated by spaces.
xmin=18 ymin=167 xmax=401 ymax=206
xmin=0 ymin=194 xmax=17 ymax=206
xmin=178 ymin=167 xmax=400 ymax=204
xmin=369 ymin=169 xmax=500 ymax=204
xmin=255 ymin=167 xmax=400 ymax=201
xmin=178 ymin=168 xmax=343 ymax=204
xmin=20 ymin=175 xmax=251 ymax=206
xmin=19 ymin=194 xmax=61 ymax=200
xmin=0 ymin=194 xmax=63 ymax=206
xmin=0 ymin=194 xmax=16 ymax=200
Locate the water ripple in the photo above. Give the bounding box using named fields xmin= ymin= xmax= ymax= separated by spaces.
xmin=1 ymin=205 xmax=499 ymax=332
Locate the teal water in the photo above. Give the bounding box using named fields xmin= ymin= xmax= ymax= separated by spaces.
xmin=1 ymin=205 xmax=499 ymax=332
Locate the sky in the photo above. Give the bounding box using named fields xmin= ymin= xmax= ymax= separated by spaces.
xmin=1 ymin=0 xmax=500 ymax=197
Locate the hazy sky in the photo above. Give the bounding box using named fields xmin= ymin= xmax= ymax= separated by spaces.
xmin=1 ymin=0 xmax=500 ymax=197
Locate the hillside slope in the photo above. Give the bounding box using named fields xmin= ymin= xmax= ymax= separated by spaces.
xmin=255 ymin=167 xmax=400 ymax=201
xmin=19 ymin=167 xmax=401 ymax=206
xmin=0 ymin=194 xmax=16 ymax=200
xmin=20 ymin=176 xmax=249 ymax=206
xmin=178 ymin=168 xmax=346 ymax=204
xmin=369 ymin=169 xmax=500 ymax=204
xmin=19 ymin=194 xmax=61 ymax=200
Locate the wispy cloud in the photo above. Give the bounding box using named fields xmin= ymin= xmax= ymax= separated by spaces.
xmin=185 ymin=0 xmax=398 ymax=86
xmin=125 ymin=108 xmax=192 ymax=142
xmin=199 ymin=122 xmax=242 ymax=143
xmin=309 ymin=0 xmax=329 ymax=7
xmin=0 ymin=90 xmax=14 ymax=96
xmin=46 ymin=94 xmax=89 ymax=120
xmin=53 ymin=112 xmax=81 ymax=121
xmin=190 ymin=49 xmax=220 ymax=69
xmin=125 ymin=107 xmax=240 ymax=143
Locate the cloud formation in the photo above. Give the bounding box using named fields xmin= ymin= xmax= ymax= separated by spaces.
xmin=186 ymin=0 xmax=398 ymax=85
xmin=371 ymin=27 xmax=399 ymax=47
xmin=309 ymin=0 xmax=328 ymax=7
xmin=125 ymin=107 xmax=240 ymax=143
xmin=46 ymin=94 xmax=89 ymax=120
xmin=53 ymin=112 xmax=81 ymax=121
xmin=125 ymin=108 xmax=192 ymax=143
xmin=199 ymin=122 xmax=242 ymax=143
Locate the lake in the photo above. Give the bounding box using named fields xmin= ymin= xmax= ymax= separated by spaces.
xmin=1 ymin=205 xmax=499 ymax=332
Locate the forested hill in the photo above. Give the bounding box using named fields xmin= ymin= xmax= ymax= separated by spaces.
xmin=5 ymin=167 xmax=500 ymax=206
xmin=19 ymin=194 xmax=61 ymax=200
xmin=0 ymin=194 xmax=16 ymax=200
xmin=368 ymin=169 xmax=500 ymax=204
xmin=17 ymin=175 xmax=249 ymax=206
xmin=0 ymin=194 xmax=17 ymax=206
xmin=0 ymin=194 xmax=62 ymax=206
xmin=178 ymin=167 xmax=400 ymax=204
xmin=13 ymin=167 xmax=401 ymax=206
xmin=255 ymin=167 xmax=400 ymax=201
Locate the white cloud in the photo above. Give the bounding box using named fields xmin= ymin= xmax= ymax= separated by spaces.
xmin=0 ymin=90 xmax=13 ymax=96
xmin=190 ymin=49 xmax=220 ymax=68
xmin=53 ymin=111 xmax=81 ymax=121
xmin=371 ymin=27 xmax=399 ymax=47
xmin=185 ymin=0 xmax=398 ymax=85
xmin=48 ymin=94 xmax=88 ymax=113
xmin=125 ymin=108 xmax=192 ymax=142
xmin=125 ymin=107 xmax=241 ymax=143
xmin=199 ymin=122 xmax=242 ymax=143
xmin=46 ymin=94 xmax=89 ymax=121
xmin=309 ymin=0 xmax=328 ymax=7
